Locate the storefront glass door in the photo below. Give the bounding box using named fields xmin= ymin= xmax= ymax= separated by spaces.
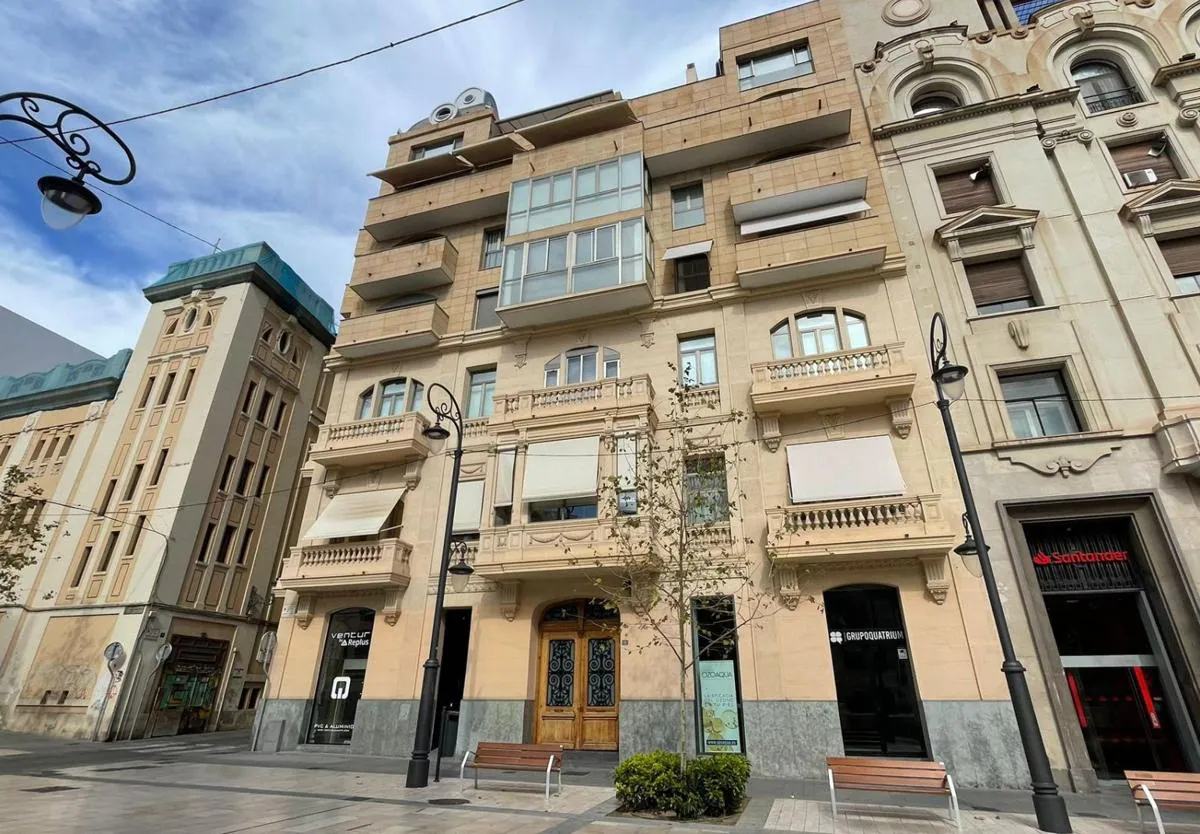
xmin=307 ymin=608 xmax=374 ymax=745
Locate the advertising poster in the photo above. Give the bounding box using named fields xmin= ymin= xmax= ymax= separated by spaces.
xmin=697 ymin=659 xmax=742 ymax=754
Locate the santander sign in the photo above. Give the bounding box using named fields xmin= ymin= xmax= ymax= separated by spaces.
xmin=1032 ymin=549 xmax=1128 ymax=566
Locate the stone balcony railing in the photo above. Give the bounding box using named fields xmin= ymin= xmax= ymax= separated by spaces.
xmin=474 ymin=516 xmax=651 ymax=578
xmin=277 ymin=537 xmax=413 ymax=626
xmin=336 ymin=301 xmax=448 ymax=359
xmin=492 ymin=374 xmax=654 ymax=426
xmin=749 ymin=343 xmax=916 ymax=416
xmin=308 ymin=411 xmax=432 ymax=468
xmin=766 ymin=494 xmax=953 ymax=563
xmin=349 ymin=237 xmax=458 ymax=300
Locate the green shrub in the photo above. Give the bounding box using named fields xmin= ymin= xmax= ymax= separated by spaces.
xmin=613 ymin=751 xmax=684 ymax=813
xmin=686 ymin=754 xmax=751 ymax=817
xmin=614 ymin=751 xmax=751 ymax=820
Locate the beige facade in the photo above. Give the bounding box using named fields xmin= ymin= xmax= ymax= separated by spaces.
xmin=0 ymin=243 xmax=334 ymax=740
xmin=842 ymin=0 xmax=1200 ymax=789
xmin=259 ymin=2 xmax=1037 ymax=786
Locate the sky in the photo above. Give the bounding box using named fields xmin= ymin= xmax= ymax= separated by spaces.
xmin=0 ymin=0 xmax=794 ymax=359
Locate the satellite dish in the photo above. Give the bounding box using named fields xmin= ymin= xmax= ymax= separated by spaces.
xmin=455 ymin=87 xmax=487 ymax=109
xmin=430 ymin=102 xmax=458 ymax=124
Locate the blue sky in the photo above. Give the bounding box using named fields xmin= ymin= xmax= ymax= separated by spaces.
xmin=1 ymin=0 xmax=790 ymax=356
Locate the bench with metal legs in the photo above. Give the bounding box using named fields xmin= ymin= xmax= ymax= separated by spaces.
xmin=827 ymin=756 xmax=960 ymax=830
xmin=1127 ymin=771 xmax=1200 ymax=834
xmin=459 ymin=742 xmax=565 ymax=810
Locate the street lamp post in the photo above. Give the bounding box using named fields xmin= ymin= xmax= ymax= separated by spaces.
xmin=928 ymin=312 xmax=1072 ymax=834
xmin=406 ymin=383 xmax=474 ymax=788
xmin=0 ymin=92 xmax=137 ymax=229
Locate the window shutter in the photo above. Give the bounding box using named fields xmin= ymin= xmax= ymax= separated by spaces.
xmin=965 ymin=257 xmax=1033 ymax=306
xmin=936 ymin=168 xmax=998 ymax=214
xmin=1160 ymin=237 xmax=1200 ymax=277
xmin=1110 ymin=140 xmax=1179 ymax=182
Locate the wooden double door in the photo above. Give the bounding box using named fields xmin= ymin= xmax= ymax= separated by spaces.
xmin=535 ymin=626 xmax=619 ymax=750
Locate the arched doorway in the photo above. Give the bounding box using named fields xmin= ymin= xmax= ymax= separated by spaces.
xmin=824 ymin=584 xmax=928 ymax=758
xmin=535 ymin=600 xmax=619 ymax=750
xmin=307 ymin=607 xmax=375 ymax=745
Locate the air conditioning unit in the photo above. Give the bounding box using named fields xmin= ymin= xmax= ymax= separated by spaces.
xmin=1123 ymin=168 xmax=1158 ymax=188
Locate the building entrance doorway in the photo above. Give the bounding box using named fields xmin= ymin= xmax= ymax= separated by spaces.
xmin=535 ymin=600 xmax=619 ymax=750
xmin=435 ymin=608 xmax=471 ymax=756
xmin=307 ymin=608 xmax=374 ymax=745
xmin=825 ymin=584 xmax=928 ymax=758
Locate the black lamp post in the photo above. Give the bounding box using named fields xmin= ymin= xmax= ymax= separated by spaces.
xmin=929 ymin=312 xmax=1072 ymax=833
xmin=406 ymin=382 xmax=474 ymax=788
xmin=0 ymin=92 xmax=136 ymax=229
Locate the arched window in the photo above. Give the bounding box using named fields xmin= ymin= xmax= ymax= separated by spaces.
xmin=543 ymin=347 xmax=620 ymax=387
xmin=261 ymin=327 xmax=273 ymax=343
xmin=165 ymin=318 xmax=179 ymax=336
xmin=202 ymin=310 xmax=213 ymax=328
xmin=182 ymin=308 xmax=198 ymax=333
xmin=912 ymin=90 xmax=961 ymax=117
xmin=1071 ymin=59 xmax=1142 ymax=113
xmin=772 ymin=310 xmax=871 ymax=359
xmin=376 ymin=378 xmax=424 ymax=417
xmin=276 ymin=331 xmax=291 ymax=354
xmin=356 ymin=387 xmax=374 ymax=420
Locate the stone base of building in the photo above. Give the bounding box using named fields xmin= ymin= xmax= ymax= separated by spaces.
xmin=923 ymin=700 xmax=1029 ymax=789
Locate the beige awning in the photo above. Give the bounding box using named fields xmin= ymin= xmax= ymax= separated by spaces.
xmin=303 ymin=487 xmax=407 ymax=541
xmin=523 ymin=436 xmax=600 ymax=502
xmin=452 ymin=481 xmax=486 ymax=533
xmin=786 ymin=437 xmax=904 ymax=504
xmin=494 ymin=448 xmax=516 ymax=506
xmin=740 ymin=199 xmax=870 ymax=236
xmin=662 ymin=240 xmax=713 ymax=260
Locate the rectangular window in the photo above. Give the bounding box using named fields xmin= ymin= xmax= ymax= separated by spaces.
xmin=272 ymin=399 xmax=288 ymax=432
xmin=150 ymin=448 xmax=168 ymax=486
xmin=0 ymin=444 xmax=9 ymax=467
xmin=236 ymin=460 xmax=255 ymax=495
xmin=528 ymin=498 xmax=599 ymax=523
xmin=1159 ymin=236 xmax=1200 ymax=294
xmin=506 ymin=152 xmax=645 ymax=235
xmin=122 ymin=464 xmax=143 ymax=502
xmin=57 ymin=434 xmax=73 ymax=459
xmin=679 ymin=334 xmax=718 ymax=387
xmin=44 ymin=437 xmax=58 ymax=460
xmin=216 ymin=524 xmax=237 ymax=564
xmin=241 ymin=381 xmax=257 ymax=414
xmin=157 ymin=372 xmax=176 ymax=405
xmin=97 ymin=479 xmax=117 ymax=516
xmin=672 ymin=183 xmax=705 ymax=229
xmin=675 ymin=255 xmax=710 ymax=293
xmin=70 ymin=546 xmax=92 ymax=588
xmin=617 ymin=435 xmax=637 ymax=516
xmin=256 ymin=390 xmax=274 ymax=424
xmin=125 ymin=515 xmax=146 ymax=555
xmin=684 ymin=455 xmax=729 ymax=526
xmin=1109 ymin=136 xmax=1179 ymax=188
xmin=936 ymin=164 xmax=998 ymax=214
xmin=737 ymin=43 xmax=814 ymax=90
xmin=197 ymin=523 xmax=216 ymax=563
xmin=97 ymin=531 xmax=120 ymax=573
xmin=255 ymin=464 xmax=271 ymax=498
xmin=467 ymin=368 xmax=497 ymax=419
xmin=410 ymin=135 xmax=462 ymax=160
xmin=964 ymin=256 xmax=1036 ymax=315
xmin=30 ymin=439 xmax=45 ymax=461
xmin=692 ymin=596 xmax=744 ymax=754
xmin=220 ymin=455 xmax=236 ymax=492
xmin=138 ymin=376 xmax=157 ymax=409
xmin=236 ymin=529 xmax=254 ymax=565
xmin=178 ymin=368 xmax=195 ymax=401
xmin=999 ymin=370 xmax=1082 ymax=439
xmin=481 ymin=228 xmax=504 ymax=270
xmin=473 ymin=290 xmax=501 ymax=330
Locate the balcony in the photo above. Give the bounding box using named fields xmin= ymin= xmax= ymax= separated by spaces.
xmin=276 ymin=537 xmax=412 ymax=594
xmin=1155 ymin=408 xmax=1200 ymax=476
xmin=308 ymin=412 xmax=432 ymax=468
xmin=350 ymin=238 xmax=458 ymax=299
xmin=492 ymin=375 xmax=654 ymax=427
xmin=364 ymin=164 xmax=511 ymax=241
xmin=766 ymin=494 xmax=954 ymax=563
xmin=474 ymin=517 xmax=650 ymax=578
xmin=750 ymin=343 xmax=916 ymax=415
xmin=335 ymin=301 xmax=448 ymax=359
xmin=727 ymin=146 xmax=870 ymax=221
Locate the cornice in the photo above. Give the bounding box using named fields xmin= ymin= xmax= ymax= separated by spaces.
xmin=873 ymin=88 xmax=1079 ymax=139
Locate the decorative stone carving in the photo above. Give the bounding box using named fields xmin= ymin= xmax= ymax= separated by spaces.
xmin=639 ymin=319 xmax=655 ymax=349
xmin=915 ymin=40 xmax=934 ymax=68
xmin=498 ymin=580 xmax=520 ymax=622
xmin=382 ymin=588 xmax=402 ymax=626
xmin=294 ymin=594 xmax=315 ymax=629
xmin=1007 ymin=319 xmax=1031 ymax=350
xmin=86 ymin=401 xmax=105 ymax=421
xmin=935 ymin=206 xmax=1040 ymax=261
xmin=997 ymin=440 xmax=1121 ymax=478
xmin=1120 ymin=181 xmax=1200 ymax=238
xmin=321 ymin=475 xmax=340 ymax=498
xmin=1041 ymin=128 xmax=1094 ymax=151
xmin=20 ymin=414 xmax=37 ymax=432
xmin=920 ymin=556 xmax=950 ymax=604
xmin=881 ymin=0 xmax=931 ymax=26
xmin=820 ymin=409 xmax=845 ymax=439
xmin=887 ymin=397 xmax=914 ymax=438
xmin=402 ymin=460 xmax=422 ymax=490
xmin=460 ymin=460 xmax=487 ymax=478
xmin=1179 ymin=108 xmax=1199 ymax=128
xmin=1072 ymin=8 xmax=1094 ymax=33
xmin=801 ymin=290 xmax=823 ymax=308
xmin=775 ymin=564 xmax=808 ymax=610
xmin=1117 ymin=111 xmax=1139 ymax=128
xmin=759 ymin=413 xmax=782 ymax=452
xmin=513 ymin=339 xmax=530 ymax=369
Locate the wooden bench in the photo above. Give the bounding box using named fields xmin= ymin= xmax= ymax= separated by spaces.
xmin=827 ymin=756 xmax=960 ymax=829
xmin=460 ymin=742 xmax=565 ymax=808
xmin=1126 ymin=770 xmax=1200 ymax=834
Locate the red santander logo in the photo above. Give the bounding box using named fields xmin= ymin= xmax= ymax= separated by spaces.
xmin=1032 ymin=549 xmax=1127 ymax=566
xmin=1032 ymin=552 xmax=1052 ymax=566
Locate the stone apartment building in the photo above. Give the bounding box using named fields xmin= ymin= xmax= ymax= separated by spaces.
xmin=0 ymin=243 xmax=334 ymax=740
xmin=840 ymin=0 xmax=1200 ymax=789
xmin=257 ymin=2 xmax=1042 ymax=787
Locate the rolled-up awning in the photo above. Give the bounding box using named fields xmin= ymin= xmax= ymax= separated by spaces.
xmin=662 ymin=240 xmax=713 ymax=260
xmin=452 ymin=481 xmax=486 ymax=533
xmin=786 ymin=437 xmax=904 ymax=504
xmin=523 ymin=436 xmax=600 ymax=502
xmin=303 ymin=487 xmax=407 ymax=541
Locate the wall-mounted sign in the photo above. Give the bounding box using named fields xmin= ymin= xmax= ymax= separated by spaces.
xmin=697 ymin=660 xmax=742 ymax=754
xmin=1025 ymin=521 xmax=1141 ymax=593
xmin=829 ymin=630 xmax=905 ymax=644
xmin=1031 ymin=549 xmax=1128 ymax=566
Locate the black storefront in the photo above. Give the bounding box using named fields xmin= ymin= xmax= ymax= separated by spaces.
xmin=307 ymin=608 xmax=375 ymax=745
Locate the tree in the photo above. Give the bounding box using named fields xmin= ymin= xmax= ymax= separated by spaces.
xmin=0 ymin=466 xmax=53 ymax=604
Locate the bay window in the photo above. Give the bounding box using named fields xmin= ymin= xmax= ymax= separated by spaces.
xmin=507 ymin=152 xmax=647 ymax=235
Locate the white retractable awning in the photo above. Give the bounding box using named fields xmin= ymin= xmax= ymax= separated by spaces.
xmin=452 ymin=481 xmax=486 ymax=533
xmin=740 ymin=199 xmax=870 ymax=236
xmin=303 ymin=487 xmax=407 ymax=541
xmin=616 ymin=436 xmax=637 ymax=491
xmin=523 ymin=436 xmax=600 ymax=502
xmin=662 ymin=240 xmax=713 ymax=260
xmin=494 ymin=448 xmax=516 ymax=506
xmin=786 ymin=437 xmax=905 ymax=504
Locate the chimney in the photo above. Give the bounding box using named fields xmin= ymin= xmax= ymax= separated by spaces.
xmin=686 ymin=63 xmax=698 ymax=84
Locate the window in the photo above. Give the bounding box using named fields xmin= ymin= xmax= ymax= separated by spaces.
xmin=255 ymin=464 xmax=271 ymax=498
xmin=97 ymin=532 xmax=119 ymax=573
xmin=672 ymin=183 xmax=705 ymax=229
xmin=122 ymin=464 xmax=143 ymax=502
xmin=150 ymin=448 xmax=168 ymax=486
xmin=467 ymin=368 xmax=497 ymax=419
xmin=1159 ymin=236 xmax=1200 ymax=294
xmin=220 ymin=455 xmax=236 ymax=492
xmin=737 ymin=43 xmax=814 ymax=90
xmin=202 ymin=310 xmax=213 ymax=327
xmin=474 ymin=290 xmax=501 ymax=329
xmin=197 ymin=523 xmax=216 ymax=563
xmin=276 ymin=331 xmax=291 ymax=355
xmin=1000 ymin=370 xmax=1081 ymax=438
xmin=30 ymin=439 xmax=44 ymax=461
xmin=528 ymin=498 xmax=599 ymax=523
xmin=1071 ymin=59 xmax=1143 ymax=114
xmin=57 ymin=434 xmax=73 ymax=459
xmin=182 ymin=308 xmax=198 ymax=332
xmin=679 ymin=334 xmax=718 ymax=387
xmin=376 ymin=378 xmax=424 ymax=417
xmin=1109 ymin=136 xmax=1179 ymax=188
xmin=165 ymin=318 xmax=178 ymax=336
xmin=256 ymin=390 xmax=274 ymax=423
xmin=97 ymin=479 xmax=117 ymax=516
xmin=126 ymin=516 xmax=145 ymax=555
xmin=771 ymin=309 xmax=870 ymax=359
xmin=260 ymin=327 xmax=273 ymax=344
xmin=138 ymin=376 xmax=157 ymax=409
xmin=178 ymin=368 xmax=195 ymax=401
xmin=356 ymin=387 xmax=374 ymax=420
xmin=411 ymin=135 xmax=462 ymax=160
xmin=684 ymin=456 xmax=729 ymax=526
xmin=241 ymin=381 xmax=257 ymax=415
xmin=236 ymin=529 xmax=254 ymax=565
xmin=912 ymin=90 xmax=961 ymax=116
xmin=215 ymin=524 xmax=238 ymax=564
xmin=543 ymin=347 xmax=620 ymax=387
xmin=0 ymin=444 xmax=9 ymax=468
xmin=157 ymin=372 xmax=175 ymax=405
xmin=964 ymin=256 xmax=1036 ymax=315
xmin=272 ymin=399 xmax=288 ymax=432
xmin=507 ymin=152 xmax=645 ymax=235
xmin=692 ymin=595 xmax=745 ymax=754
xmin=675 ymin=255 xmax=710 ymax=293
xmin=236 ymin=460 xmax=255 ymax=495
xmin=44 ymin=437 xmax=58 ymax=460
xmin=70 ymin=547 xmax=92 ymax=588
xmin=936 ymin=164 xmax=998 ymax=214
xmin=481 ymin=228 xmax=504 ymax=270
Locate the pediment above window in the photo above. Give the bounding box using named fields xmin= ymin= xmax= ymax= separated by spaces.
xmin=934 ymin=206 xmax=1039 ymax=261
xmin=1119 ymin=179 xmax=1200 ymax=238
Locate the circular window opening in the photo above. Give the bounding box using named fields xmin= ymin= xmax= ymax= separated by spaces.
xmin=434 ymin=106 xmax=454 ymax=121
xmin=182 ymin=308 xmax=198 ymax=332
xmin=912 ymin=91 xmax=962 ymax=117
xmin=276 ymin=331 xmax=291 ymax=354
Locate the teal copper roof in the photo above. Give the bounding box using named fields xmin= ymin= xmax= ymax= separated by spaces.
xmin=0 ymin=349 xmax=132 ymax=420
xmin=144 ymin=242 xmax=336 ymax=346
